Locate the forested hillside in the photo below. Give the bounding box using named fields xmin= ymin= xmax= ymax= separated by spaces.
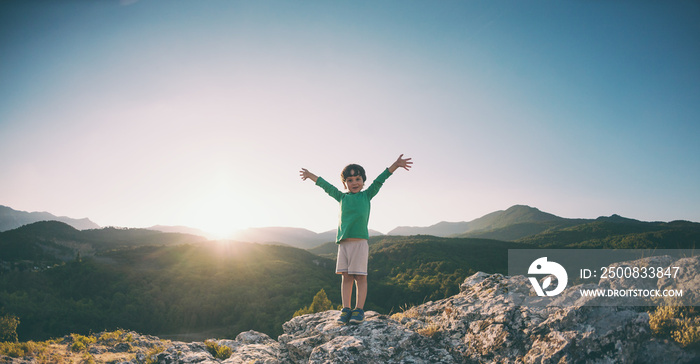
xmin=0 ymin=223 xmax=525 ymax=343
xmin=367 ymin=235 xmax=532 ymax=307
xmin=516 ymin=218 xmax=700 ymax=248
xmin=0 ymin=221 xmax=207 ymax=268
xmin=0 ymin=242 xmax=338 ymax=342
xmin=2 ymin=213 xmax=699 ymax=345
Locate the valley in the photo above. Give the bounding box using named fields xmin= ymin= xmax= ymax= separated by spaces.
xmin=1 ymin=204 xmax=699 ymax=343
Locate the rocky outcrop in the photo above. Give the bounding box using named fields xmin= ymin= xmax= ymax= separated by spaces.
xmin=5 ymin=256 xmax=698 ymax=363
xmin=394 ymin=272 xmax=693 ymax=363
xmin=279 ymin=310 xmax=455 ymax=363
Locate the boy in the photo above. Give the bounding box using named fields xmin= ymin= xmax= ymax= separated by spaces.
xmin=300 ymin=154 xmax=412 ymax=324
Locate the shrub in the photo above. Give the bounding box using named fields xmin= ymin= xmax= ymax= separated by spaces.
xmin=144 ymin=344 xmax=167 ymax=364
xmin=673 ymin=319 xmax=700 ymax=348
xmin=98 ymin=330 xmax=122 ymax=342
xmin=71 ymin=341 xmax=86 ymax=352
xmin=650 ymin=302 xmax=700 ymax=348
xmin=204 ymin=340 xmax=232 ymax=360
xmin=649 ymin=305 xmax=680 ymax=336
xmin=390 ymin=304 xmax=418 ymax=322
xmin=80 ymin=351 xmax=96 ymax=364
xmin=0 ymin=341 xmax=46 ymax=358
xmin=97 ymin=329 xmax=133 ymax=345
xmin=70 ymin=334 xmax=96 ymax=352
xmin=416 ymin=323 xmax=440 ymax=338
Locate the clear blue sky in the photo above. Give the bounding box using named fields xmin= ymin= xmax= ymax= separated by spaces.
xmin=1 ymin=1 xmax=699 ymax=237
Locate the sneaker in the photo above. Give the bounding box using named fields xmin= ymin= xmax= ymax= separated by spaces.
xmin=349 ymin=308 xmax=365 ymax=324
xmin=337 ymin=308 xmax=352 ymax=325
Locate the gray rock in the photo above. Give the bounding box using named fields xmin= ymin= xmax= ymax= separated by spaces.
xmin=279 ymin=310 xmax=456 ymax=363
xmin=155 ymin=341 xmax=217 ymax=364
xmin=393 ymin=255 xmax=700 ymax=364
xmin=220 ymin=331 xmax=283 ymax=364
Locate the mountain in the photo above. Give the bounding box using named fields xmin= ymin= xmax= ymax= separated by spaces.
xmin=0 ymin=221 xmax=208 ymax=266
xmin=230 ymin=227 xmax=384 ymax=250
xmin=230 ymin=227 xmax=328 ymax=249
xmin=5 ymin=203 xmax=695 ymax=249
xmin=518 ymin=218 xmax=700 ymax=249
xmin=388 ymin=205 xmax=700 ymax=248
xmin=462 ymin=204 xmax=564 ymax=230
xmin=388 ymin=220 xmax=471 ymax=237
xmin=147 ymin=225 xmax=210 ymax=238
xmin=388 ymin=205 xmax=569 ymax=238
xmin=0 ymin=205 xmax=100 ymax=231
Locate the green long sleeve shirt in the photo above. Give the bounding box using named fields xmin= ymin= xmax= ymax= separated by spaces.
xmin=315 ymin=168 xmax=393 ymax=243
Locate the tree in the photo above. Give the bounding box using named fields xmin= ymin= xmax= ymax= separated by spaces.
xmin=293 ymin=289 xmax=333 ymax=317
xmin=0 ymin=314 xmax=19 ymax=342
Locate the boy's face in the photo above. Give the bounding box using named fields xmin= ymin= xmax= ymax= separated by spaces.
xmin=343 ymin=175 xmax=364 ymax=194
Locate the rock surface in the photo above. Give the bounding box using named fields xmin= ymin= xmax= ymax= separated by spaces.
xmin=4 ymin=255 xmax=698 ymax=363
xmin=279 ymin=310 xmax=455 ymax=363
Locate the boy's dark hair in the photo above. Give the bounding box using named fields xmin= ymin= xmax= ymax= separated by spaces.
xmin=341 ymin=164 xmax=366 ymax=182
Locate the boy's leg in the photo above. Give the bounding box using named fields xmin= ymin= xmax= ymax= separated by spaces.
xmin=337 ymin=272 xmax=354 ymax=324
xmin=349 ymin=275 xmax=367 ymax=323
xmin=354 ymin=275 xmax=367 ymax=309
xmin=341 ymin=272 xmax=354 ymax=309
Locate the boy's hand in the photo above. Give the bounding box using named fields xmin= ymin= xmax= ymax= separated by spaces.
xmin=389 ymin=154 xmax=413 ymax=173
xmin=300 ymin=168 xmax=318 ymax=183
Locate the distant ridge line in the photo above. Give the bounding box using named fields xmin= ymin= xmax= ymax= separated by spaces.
xmin=2 ymin=203 xmax=697 ymax=249
xmin=0 ymin=205 xmax=100 ymax=232
xmin=388 ymin=205 xmax=564 ymax=237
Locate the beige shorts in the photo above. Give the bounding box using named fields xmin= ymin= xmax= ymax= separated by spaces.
xmin=335 ymin=239 xmax=369 ymax=275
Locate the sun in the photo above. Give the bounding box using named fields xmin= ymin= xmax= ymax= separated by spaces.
xmin=188 ymin=195 xmax=254 ymax=239
xmin=179 ymin=173 xmax=256 ymax=239
xmin=192 ymin=208 xmax=244 ymax=239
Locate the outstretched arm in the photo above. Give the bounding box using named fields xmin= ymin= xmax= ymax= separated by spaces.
xmin=365 ymin=154 xmax=412 ymax=199
xmin=302 ymin=168 xmax=343 ymax=201
xmin=388 ymin=154 xmax=413 ymax=173
xmin=299 ymin=168 xmax=318 ymax=183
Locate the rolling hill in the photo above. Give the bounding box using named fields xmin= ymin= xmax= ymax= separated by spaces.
xmin=3 ymin=203 xmax=697 ymax=249
xmin=386 ymin=204 xmax=698 ymax=245
xmin=230 ymin=227 xmax=384 ymax=249
xmin=146 ymin=225 xmax=211 ymax=238
xmin=517 ymin=216 xmax=700 ymax=249
xmin=388 ymin=205 xmax=573 ymax=237
xmin=0 ymin=205 xmax=99 ymax=231
xmin=0 ymin=221 xmax=208 ymax=268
